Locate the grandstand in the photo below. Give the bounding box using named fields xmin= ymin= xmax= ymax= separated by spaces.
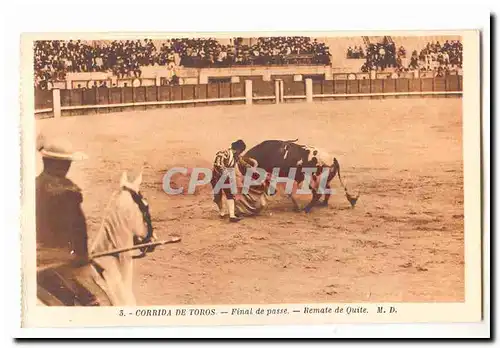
xmin=33 ymin=35 xmax=463 ymax=90
xmin=391 ymin=35 xmax=462 ymax=56
xmin=362 ymin=36 xmax=386 ymax=45
xmin=391 ymin=35 xmax=463 ymax=71
xmin=321 ymin=36 xmax=366 ymax=72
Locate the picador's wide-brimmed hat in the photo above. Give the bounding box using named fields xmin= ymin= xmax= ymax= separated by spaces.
xmin=37 ymin=134 xmax=88 ymax=161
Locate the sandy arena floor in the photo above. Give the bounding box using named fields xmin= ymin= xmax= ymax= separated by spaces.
xmin=36 ymin=98 xmax=464 ymax=305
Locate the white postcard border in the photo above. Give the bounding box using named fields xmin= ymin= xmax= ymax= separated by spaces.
xmin=5 ymin=2 xmax=489 ymax=333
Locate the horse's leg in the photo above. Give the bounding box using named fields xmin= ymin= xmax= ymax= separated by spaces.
xmin=106 ymin=268 xmax=136 ymax=306
xmin=93 ymin=257 xmax=130 ymax=306
xmin=121 ymin=257 xmax=136 ymax=306
xmin=87 ymin=264 xmax=113 ymax=306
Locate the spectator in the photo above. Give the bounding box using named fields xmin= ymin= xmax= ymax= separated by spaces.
xmin=361 ymin=40 xmax=399 ymax=71
xmin=32 ymin=36 xmax=338 ymax=88
xmin=409 ymin=50 xmax=419 ymax=70
xmin=407 ymin=39 xmax=462 ymax=73
xmin=346 ymin=45 xmax=364 ymax=59
xmin=398 ymin=46 xmax=406 ymax=58
xmin=347 ymin=46 xmax=353 ymax=58
xmin=232 ymin=36 xmax=331 ymax=66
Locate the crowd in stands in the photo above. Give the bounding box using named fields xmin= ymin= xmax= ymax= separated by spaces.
xmin=358 ymin=37 xmax=462 ymax=76
xmin=360 ymin=38 xmax=399 ymax=72
xmin=34 ymin=37 xmax=331 ymax=87
xmin=34 ymin=37 xmax=463 ymax=88
xmin=407 ymin=40 xmax=463 ymax=72
xmin=34 ymin=39 xmax=178 ymax=87
xmin=173 ymin=37 xmax=331 ymax=67
xmin=346 ymin=46 xmax=365 ymax=59
xmin=173 ymin=38 xmax=231 ymax=68
xmin=232 ymin=37 xmax=331 ymax=65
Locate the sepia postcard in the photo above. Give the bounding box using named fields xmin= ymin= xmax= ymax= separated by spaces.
xmin=19 ymin=29 xmax=484 ymax=332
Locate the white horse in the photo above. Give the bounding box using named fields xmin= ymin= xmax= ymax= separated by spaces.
xmin=37 ymin=170 xmax=157 ymax=306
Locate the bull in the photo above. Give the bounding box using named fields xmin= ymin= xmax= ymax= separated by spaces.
xmin=241 ymin=139 xmax=360 ymax=213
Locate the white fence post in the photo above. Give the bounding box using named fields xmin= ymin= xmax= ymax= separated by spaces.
xmin=279 ymin=79 xmax=284 ymax=103
xmin=305 ymin=78 xmax=313 ymax=103
xmin=52 ymin=88 xmax=61 ymax=118
xmin=274 ymin=79 xmax=281 ymax=104
xmin=245 ymin=80 xmax=253 ymax=105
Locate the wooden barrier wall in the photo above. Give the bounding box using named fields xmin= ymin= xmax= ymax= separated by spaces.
xmin=307 ymin=75 xmax=462 ymax=97
xmin=35 ymin=75 xmax=463 ymax=117
xmin=56 ymin=82 xmax=247 ymax=116
xmin=34 ymin=89 xmax=53 ymax=110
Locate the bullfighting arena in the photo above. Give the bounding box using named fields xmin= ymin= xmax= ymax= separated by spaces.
xmin=36 ymin=97 xmax=464 ymax=305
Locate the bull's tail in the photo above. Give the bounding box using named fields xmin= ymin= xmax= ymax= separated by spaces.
xmin=333 ymin=157 xmax=360 ymax=208
xmin=333 ymin=157 xmax=347 ymax=192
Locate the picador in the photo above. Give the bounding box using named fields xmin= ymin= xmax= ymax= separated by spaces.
xmin=36 ymin=135 xmax=110 ymax=306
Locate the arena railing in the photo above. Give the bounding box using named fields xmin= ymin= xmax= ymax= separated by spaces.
xmin=34 ymin=75 xmax=462 ymax=118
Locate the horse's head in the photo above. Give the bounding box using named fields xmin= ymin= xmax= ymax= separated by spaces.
xmin=118 ymin=170 xmax=156 ymax=249
xmin=89 ymin=169 xmax=157 ymax=259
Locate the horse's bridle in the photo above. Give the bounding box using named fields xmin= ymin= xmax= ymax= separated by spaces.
xmin=122 ymin=186 xmax=154 ymax=250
